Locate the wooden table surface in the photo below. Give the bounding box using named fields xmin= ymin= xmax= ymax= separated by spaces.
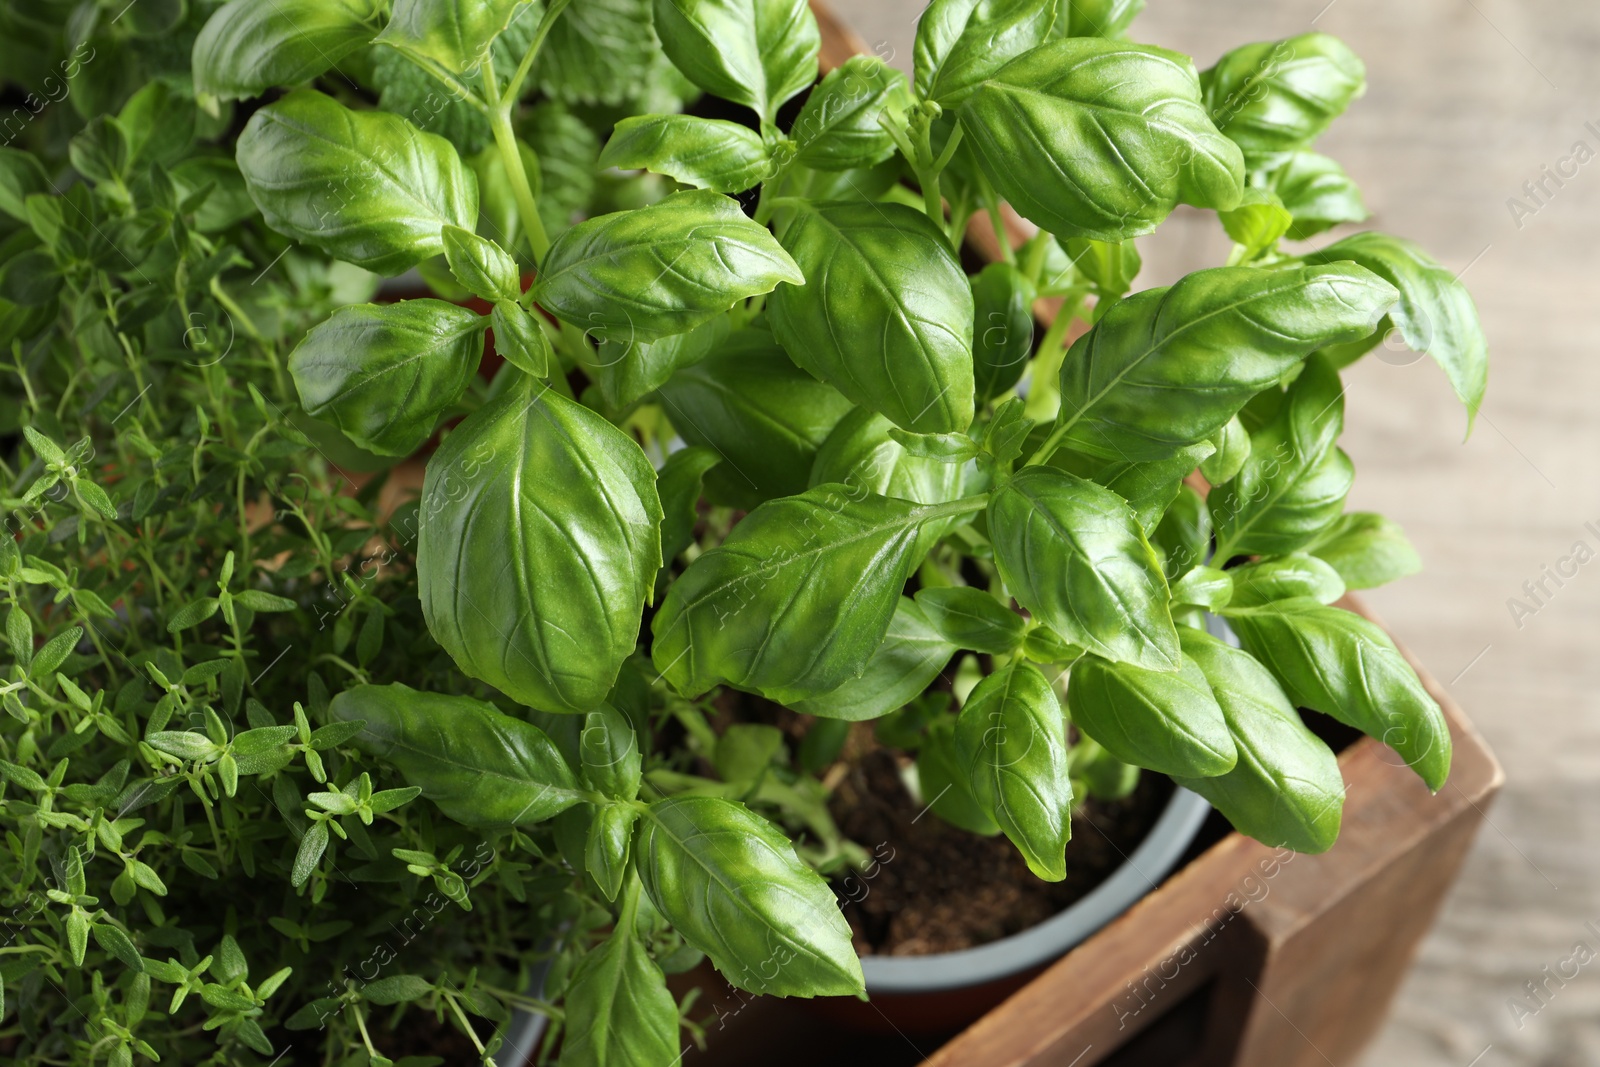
xmin=838 ymin=2 xmax=1600 ymax=1064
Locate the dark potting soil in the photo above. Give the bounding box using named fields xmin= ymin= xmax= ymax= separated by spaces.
xmin=828 ymin=749 xmax=1172 ymax=957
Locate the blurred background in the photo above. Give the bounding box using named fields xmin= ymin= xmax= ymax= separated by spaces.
xmin=838 ymin=1 xmax=1600 ymax=1064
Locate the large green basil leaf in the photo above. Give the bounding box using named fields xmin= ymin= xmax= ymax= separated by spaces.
xmin=236 ymin=90 xmax=477 ymax=275
xmin=193 ymin=0 xmax=378 ymax=104
xmin=330 ymin=684 xmax=582 ymax=827
xmin=1267 ymin=151 xmax=1367 ymax=240
xmin=1053 ymin=0 xmax=1144 ymax=38
xmin=559 ymin=920 xmax=678 ymax=1067
xmin=1211 ymin=354 xmax=1352 ymax=558
xmin=375 ymin=0 xmax=532 ymax=83
xmin=1049 ymin=264 xmax=1397 ymax=462
xmin=989 ymin=466 xmax=1178 ymax=670
xmin=1044 ymin=439 xmax=1214 ymax=534
xmin=592 ymin=316 xmax=728 ymax=415
xmin=1304 ymin=511 xmax=1421 ymax=590
xmin=1226 ymin=554 xmax=1345 ymax=607
xmin=958 ymin=39 xmax=1243 ymax=241
xmin=637 ymin=796 xmax=864 ymax=997
xmin=289 ymin=299 xmax=486 ymax=457
xmin=1067 ymin=652 xmax=1236 ymax=777
xmin=1203 ymin=33 xmax=1365 ymax=164
xmin=790 ymin=597 xmax=956 ymax=721
xmin=954 ymin=662 xmax=1072 ymax=880
xmin=1303 ymin=232 xmax=1488 ymax=430
xmin=914 ymin=0 xmax=1056 ymax=106
xmin=656 ymin=326 xmax=854 ymax=509
xmin=971 ymin=262 xmax=1034 ymax=404
xmin=598 ymin=115 xmax=772 ymax=193
xmin=1225 ymin=598 xmax=1450 ymax=790
xmin=653 ymin=0 xmax=820 ymax=122
xmin=791 ymin=57 xmax=912 ymax=171
xmin=809 ymin=408 xmax=965 ymax=508
xmin=531 ymin=189 xmax=801 ymax=344
xmin=651 ymin=486 xmax=980 ymax=702
xmin=1174 ymin=628 xmax=1343 ymax=853
xmin=917 ymin=716 xmax=1002 ymax=834
xmin=769 ymin=200 xmax=975 ymax=434
xmin=419 ymin=380 xmax=663 ymax=714
xmin=914 ymin=587 xmax=1026 ymax=655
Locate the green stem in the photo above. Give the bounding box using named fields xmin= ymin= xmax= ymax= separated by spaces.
xmin=1021 ymin=294 xmax=1085 ymax=428
xmin=500 ymin=0 xmax=574 ymax=108
xmin=481 ymin=67 xmax=549 ymax=264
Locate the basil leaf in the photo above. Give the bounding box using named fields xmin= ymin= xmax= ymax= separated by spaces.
xmin=442 ymin=225 xmax=518 ymax=303
xmin=656 ymin=447 xmax=720 ymax=569
xmin=1054 ymin=0 xmax=1144 ymax=38
xmin=539 ymin=0 xmax=671 ymax=108
xmin=1225 ymin=599 xmax=1450 ymax=791
xmin=1199 ymin=415 xmax=1250 ymax=486
xmin=1043 ymin=440 xmax=1214 ymax=534
xmin=651 ymin=486 xmax=978 ymax=702
xmin=810 ymin=408 xmax=966 ymax=510
xmin=1203 ymin=33 xmax=1365 ymax=164
xmin=1067 ymin=652 xmax=1236 ymax=777
xmin=1069 ymin=735 xmax=1138 ymax=800
xmin=1303 ymin=232 xmax=1488 ymax=429
xmin=375 ymin=0 xmax=533 ymax=83
xmin=954 ymin=662 xmax=1072 ymax=879
xmin=791 ymin=57 xmax=912 ymax=171
xmin=653 ymin=0 xmax=820 ymax=122
xmin=532 ymin=189 xmax=802 ymax=344
xmin=790 ymin=597 xmax=957 ymax=722
xmin=1051 ymin=264 xmax=1397 ymax=462
xmin=1211 ymin=353 xmax=1352 ymax=558
xmin=958 ymin=39 xmax=1243 ymax=241
xmin=1220 ymin=189 xmax=1293 ymax=261
xmin=914 ymin=0 xmax=1056 ymax=106
xmin=655 ymin=326 xmax=854 ymax=509
xmin=915 ymin=587 xmax=1025 ymax=654
xmin=583 ymin=805 xmax=639 ymax=903
xmin=1152 ymin=484 xmax=1210 ymax=581
xmin=419 ymin=380 xmax=663 ymax=714
xmin=1227 ymin=554 xmax=1345 ymax=607
xmin=1267 ymin=151 xmax=1367 ymax=240
xmin=289 ymin=299 xmax=486 ymax=457
xmin=593 ymin=317 xmax=729 ymax=415
xmin=1061 ymin=236 xmax=1141 ymax=298
xmin=580 ymin=705 xmax=643 ymax=801
xmin=769 ymin=200 xmax=975 ymax=434
xmin=559 ymin=920 xmax=679 ymax=1066
xmin=491 ymin=300 xmax=553 ymax=378
xmin=1174 ymin=628 xmax=1343 ymax=852
xmin=598 ymin=115 xmax=772 ymax=193
xmin=1304 ymin=511 xmax=1421 ymax=590
xmin=917 ymin=716 xmax=1001 ymax=834
xmin=989 ymin=466 xmax=1179 ymax=670
xmin=236 ymin=90 xmax=477 ymax=275
xmin=193 ymin=0 xmax=378 ymax=104
xmin=330 ymin=684 xmax=583 ymax=827
xmin=1171 ymin=565 xmax=1233 ymax=611
xmin=637 ymin=796 xmax=864 ymax=996
xmin=971 ymin=262 xmax=1035 ymax=404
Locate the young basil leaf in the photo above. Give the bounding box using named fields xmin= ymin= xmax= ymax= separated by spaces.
xmin=288 ymin=299 xmax=487 ymax=456
xmin=637 ymin=796 xmax=864 ymax=996
xmin=651 ymin=486 xmax=980 ymax=702
xmin=192 ymin=0 xmax=378 ymax=104
xmin=236 ymin=91 xmax=478 ymax=275
xmin=330 ymin=683 xmax=583 ymax=826
xmin=652 ymin=0 xmax=820 ymax=122
xmin=1060 ymin=236 xmax=1141 ymax=298
xmin=913 ymin=0 xmax=1056 ymax=107
xmin=1203 ymin=33 xmax=1366 ymax=164
xmin=580 ymin=705 xmax=643 ymax=801
xmin=791 ymin=56 xmax=912 ymax=171
xmin=442 ymin=225 xmax=519 ymax=303
xmin=1171 ymin=565 xmax=1233 ymax=611
xmin=1050 ymin=264 xmax=1397 ymax=462
xmin=914 ymin=587 xmax=1026 ymax=655
xmin=810 ymin=409 xmax=968 ymax=510
xmin=1054 ymin=0 xmax=1145 ymax=38
xmin=655 ymin=326 xmax=854 ymax=509
xmin=1304 ymin=511 xmax=1422 ymax=590
xmin=1303 ymin=232 xmax=1488 ymax=430
xmin=917 ymin=716 xmax=1001 ymax=835
xmin=1267 ymin=151 xmax=1368 ymax=240
xmin=558 ymin=918 xmax=679 ymax=1067
xmin=598 ymin=115 xmax=772 ymax=193
xmin=656 ymin=446 xmax=720 ymax=570
xmin=1220 ymin=189 xmax=1293 ymax=261
xmin=375 ymin=0 xmax=532 ymax=82
xmin=1042 ymin=438 xmax=1214 ymax=534
xmin=1227 ymin=554 xmax=1345 ymax=607
xmin=1173 ymin=627 xmax=1343 ymax=852
xmin=971 ymin=262 xmax=1035 ymax=404
xmin=490 ymin=300 xmax=553 ymax=378
xmin=1225 ymin=598 xmax=1450 ymax=791
xmin=958 ymin=39 xmax=1243 ymax=241
xmin=790 ymin=597 xmax=957 ymax=722
xmin=1211 ymin=354 xmax=1352 ymax=558
xmin=989 ymin=466 xmax=1179 ymax=670
xmin=769 ymin=200 xmax=975 ymax=434
xmin=954 ymin=662 xmax=1072 ymax=880
xmin=1021 ymin=624 xmax=1080 ymax=665
xmin=0 ymin=148 xmax=52 ymax=221
xmin=1199 ymin=415 xmax=1250 ymax=486
xmin=583 ymin=805 xmax=639 ymax=903
xmin=591 ymin=316 xmax=726 ymax=416
xmin=1067 ymin=652 xmax=1237 ymax=777
xmin=532 ymin=190 xmax=802 ymax=344
xmin=419 ymin=379 xmax=663 ymax=714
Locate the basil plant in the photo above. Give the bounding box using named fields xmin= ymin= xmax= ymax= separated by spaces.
xmin=201 ymin=0 xmax=1486 ymax=1047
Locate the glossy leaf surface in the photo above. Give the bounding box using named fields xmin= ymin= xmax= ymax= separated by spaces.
xmin=1203 ymin=33 xmax=1365 ymax=163
xmin=1067 ymin=652 xmax=1236 ymax=777
xmin=558 ymin=918 xmax=678 ymax=1067
xmin=914 ymin=0 xmax=1057 ymax=106
xmin=791 ymin=57 xmax=912 ymax=170
xmin=1305 ymin=511 xmax=1421 ymax=590
xmin=653 ymin=0 xmax=820 ymax=121
xmin=598 ymin=115 xmax=772 ymax=193
xmin=790 ymin=597 xmax=955 ymax=722
xmin=193 ymin=0 xmax=377 ymax=103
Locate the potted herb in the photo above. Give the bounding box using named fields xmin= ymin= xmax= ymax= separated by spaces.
xmin=0 ymin=0 xmax=1488 ymax=1064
